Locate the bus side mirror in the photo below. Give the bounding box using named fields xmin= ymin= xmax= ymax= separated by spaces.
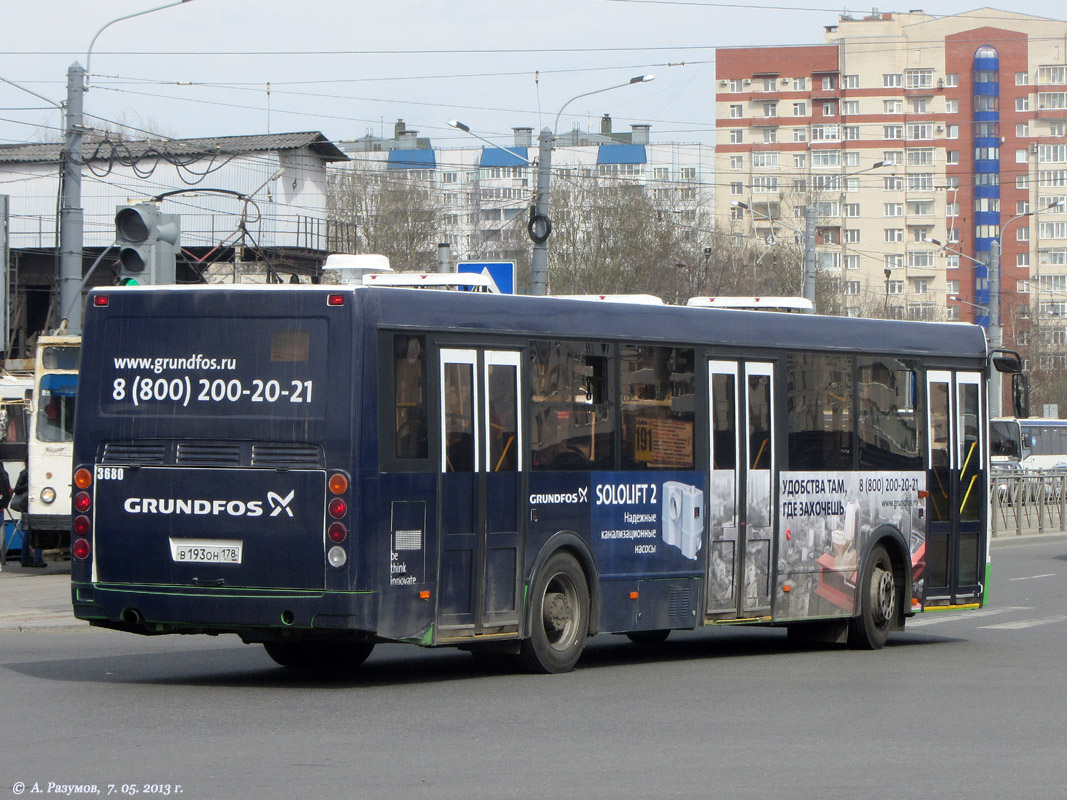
xmin=992 ymin=352 xmax=1022 ymax=374
xmin=1013 ymin=373 xmax=1031 ymax=420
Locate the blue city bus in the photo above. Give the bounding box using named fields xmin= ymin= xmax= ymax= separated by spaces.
xmin=71 ymin=285 xmax=1020 ymax=673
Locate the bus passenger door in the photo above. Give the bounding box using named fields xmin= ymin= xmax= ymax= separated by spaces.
xmin=707 ymin=360 xmax=775 ymax=619
xmin=437 ymin=349 xmax=523 ymax=638
xmin=925 ymin=371 xmax=985 ymax=605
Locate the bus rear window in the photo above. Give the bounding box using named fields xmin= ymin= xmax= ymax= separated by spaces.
xmin=271 ymin=330 xmax=310 ymax=362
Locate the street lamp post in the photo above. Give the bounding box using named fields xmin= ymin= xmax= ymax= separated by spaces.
xmin=734 ymin=161 xmax=886 ymax=313
xmin=926 ymin=199 xmax=1060 ymax=416
xmin=448 ymin=74 xmax=653 ymax=295
xmin=60 ymin=0 xmax=197 ymax=333
xmin=531 ymin=74 xmax=654 ymax=296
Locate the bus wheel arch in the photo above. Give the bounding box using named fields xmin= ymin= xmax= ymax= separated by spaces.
xmin=848 ymin=528 xmax=910 ymax=649
xmin=520 ymin=534 xmax=597 ymax=673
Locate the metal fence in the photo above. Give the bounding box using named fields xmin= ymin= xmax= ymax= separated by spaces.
xmin=991 ymin=470 xmax=1067 ymax=537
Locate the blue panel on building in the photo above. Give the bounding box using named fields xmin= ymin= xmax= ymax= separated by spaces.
xmin=387 ymin=149 xmax=436 ymax=170
xmin=480 ymin=147 xmax=528 ymax=168
xmin=596 ymin=144 xmax=647 ymax=165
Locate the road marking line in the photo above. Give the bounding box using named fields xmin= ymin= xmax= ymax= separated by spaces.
xmin=1008 ymin=573 xmax=1056 ymax=581
xmin=979 ymin=614 xmax=1067 ymax=630
xmin=908 ymin=606 xmax=1031 ymax=627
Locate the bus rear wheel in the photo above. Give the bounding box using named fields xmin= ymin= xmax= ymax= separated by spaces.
xmin=848 ymin=544 xmax=896 ymax=650
xmin=263 ymin=640 xmax=375 ymax=671
xmin=519 ymin=551 xmax=589 ymax=674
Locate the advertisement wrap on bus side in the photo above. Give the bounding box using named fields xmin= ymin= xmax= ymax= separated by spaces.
xmin=775 ymin=470 xmax=927 ymax=620
xmin=529 ymin=471 xmax=707 ymax=574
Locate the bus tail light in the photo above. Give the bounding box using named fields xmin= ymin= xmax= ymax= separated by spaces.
xmin=74 ymin=491 xmax=92 ymax=513
xmin=72 ymin=534 xmax=91 ymax=560
xmin=74 ymin=468 xmax=93 ymax=490
xmin=326 ymin=472 xmax=350 ymax=567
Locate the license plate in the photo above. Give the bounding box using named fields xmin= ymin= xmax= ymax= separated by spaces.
xmin=169 ymin=538 xmax=243 ymax=564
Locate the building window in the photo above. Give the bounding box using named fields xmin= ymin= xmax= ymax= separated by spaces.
xmin=948 ymin=150 xmax=959 ymax=164
xmin=729 ymin=79 xmax=744 ymax=92
xmin=884 ymin=99 xmax=903 ymax=114
xmin=1017 ymin=96 xmax=1030 ymax=112
xmin=1017 ymin=123 xmax=1030 ymax=137
xmin=845 ymin=254 xmax=860 ymax=270
xmin=844 ymin=126 xmax=860 ymax=140
xmin=793 ymin=128 xmax=808 ymax=142
xmin=905 ymin=69 xmax=934 ymax=89
xmin=730 ymin=181 xmax=743 ymax=195
xmin=812 ymin=150 xmax=841 ymax=167
xmin=729 ymin=155 xmax=744 ymax=170
xmin=1018 ymin=253 xmax=1031 ymax=267
xmin=946 ymin=280 xmax=959 ymax=294
xmin=843 ymin=74 xmax=860 ymax=89
xmin=844 ymin=202 xmax=862 ymax=218
xmin=906 ymin=123 xmax=934 ymax=140
xmin=730 ymin=129 xmax=744 ymax=144
xmin=752 ymin=152 xmax=779 ymax=168
xmin=845 ymin=281 xmax=861 ymax=295
xmin=762 ymin=128 xmax=778 ymax=143
xmin=885 ymin=229 xmax=904 ymax=243
xmin=793 ymin=101 xmax=807 ymax=116
xmin=945 ymin=73 xmax=959 ymax=87
xmin=793 ymin=77 xmax=808 ymax=90
xmin=888 ymin=280 xmax=904 ymax=295
xmin=822 ymin=102 xmax=837 ymax=116
xmin=1038 ymin=66 xmax=1067 ymax=84
xmin=907 ymin=174 xmax=934 ymax=191
xmin=884 ymin=125 xmax=903 ymax=139
xmin=884 ymin=73 xmax=903 ymax=88
xmin=885 ymin=254 xmax=904 ymax=269
xmin=911 ymin=279 xmax=930 ymax=295
xmin=908 ymin=251 xmax=934 ymax=268
xmin=763 ymin=102 xmax=778 ymax=117
xmin=907 ymin=148 xmax=935 ymax=166
xmin=730 ymin=104 xmax=743 ymax=118
xmin=842 ymin=100 xmax=860 ymax=115
xmin=912 ymin=98 xmax=929 ymax=114
xmin=1016 ymin=71 xmax=1030 ymax=85
xmin=884 ymin=203 xmax=903 ymax=217
xmin=945 ymin=99 xmax=959 ymax=113
xmin=811 ymin=124 xmax=840 ymax=141
xmin=822 ymin=74 xmax=837 ymax=90
xmin=845 ymin=229 xmax=861 ymax=243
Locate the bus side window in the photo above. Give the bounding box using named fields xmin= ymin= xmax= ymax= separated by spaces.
xmin=394 ymin=335 xmax=428 ymax=460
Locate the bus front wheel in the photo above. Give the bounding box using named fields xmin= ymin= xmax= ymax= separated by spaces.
xmin=848 ymin=544 xmax=896 ymax=650
xmin=519 ymin=551 xmax=589 ymax=674
xmin=263 ymin=640 xmax=374 ymax=671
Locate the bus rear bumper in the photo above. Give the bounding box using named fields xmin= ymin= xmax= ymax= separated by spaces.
xmin=72 ymin=581 xmax=378 ymax=639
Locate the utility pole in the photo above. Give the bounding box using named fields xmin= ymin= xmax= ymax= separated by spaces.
xmin=988 ymin=238 xmax=1003 ymax=417
xmin=802 ymin=204 xmax=817 ymax=313
xmin=529 ymin=126 xmax=553 ymax=296
xmin=59 ymin=62 xmax=85 ymax=333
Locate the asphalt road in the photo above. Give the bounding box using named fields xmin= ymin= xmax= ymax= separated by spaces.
xmin=2 ymin=534 xmax=1066 ymax=800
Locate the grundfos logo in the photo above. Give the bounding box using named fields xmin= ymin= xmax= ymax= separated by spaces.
xmin=529 ymin=487 xmax=589 ymax=505
xmin=123 ymin=492 xmax=295 ymax=518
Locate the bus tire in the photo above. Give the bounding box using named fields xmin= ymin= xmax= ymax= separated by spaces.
xmin=263 ymin=640 xmax=374 ymax=671
xmin=626 ymin=629 xmax=670 ymax=644
xmin=519 ymin=551 xmax=589 ymax=673
xmin=848 ymin=544 xmax=896 ymax=650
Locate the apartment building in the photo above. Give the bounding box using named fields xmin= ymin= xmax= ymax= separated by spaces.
xmin=716 ymin=8 xmax=1067 ymax=331
xmin=336 ymin=117 xmax=712 ymax=273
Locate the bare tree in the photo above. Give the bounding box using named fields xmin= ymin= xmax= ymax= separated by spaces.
xmin=328 ymin=165 xmax=442 ymax=269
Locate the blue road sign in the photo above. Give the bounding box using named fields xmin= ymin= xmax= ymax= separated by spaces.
xmin=458 ymin=261 xmax=516 ymax=295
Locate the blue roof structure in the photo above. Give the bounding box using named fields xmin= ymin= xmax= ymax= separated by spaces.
xmin=387 ymin=149 xmax=436 ymax=170
xmin=479 ymin=147 xmax=529 ymax=168
xmin=596 ymin=144 xmax=647 ymax=165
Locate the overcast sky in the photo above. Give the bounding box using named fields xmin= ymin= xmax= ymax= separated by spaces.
xmin=2 ymin=1 xmax=1067 ymax=150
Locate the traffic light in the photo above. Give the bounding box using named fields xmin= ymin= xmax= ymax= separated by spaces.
xmin=115 ymin=204 xmax=180 ymax=285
